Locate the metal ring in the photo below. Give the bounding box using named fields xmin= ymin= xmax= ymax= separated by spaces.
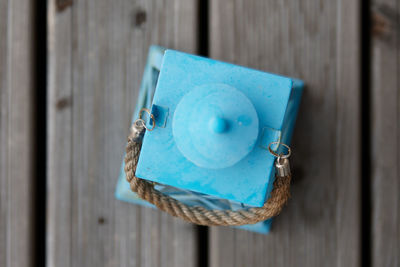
xmin=134 ymin=119 xmax=146 ymax=128
xmin=139 ymin=108 xmax=156 ymax=131
xmin=268 ymin=141 xmax=291 ymax=159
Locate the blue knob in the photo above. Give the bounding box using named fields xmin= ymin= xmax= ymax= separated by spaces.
xmin=173 ymin=83 xmax=259 ymax=169
xmin=209 ymin=116 xmax=228 ymax=133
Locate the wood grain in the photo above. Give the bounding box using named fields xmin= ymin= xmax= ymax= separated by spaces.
xmin=209 ymin=1 xmax=361 ymax=266
xmin=47 ymin=1 xmax=198 ymax=266
xmin=0 ymin=0 xmax=35 ymax=267
xmin=371 ymin=1 xmax=400 ymax=266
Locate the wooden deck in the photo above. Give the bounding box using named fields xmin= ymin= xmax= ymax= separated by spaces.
xmin=0 ymin=0 xmax=399 ymax=266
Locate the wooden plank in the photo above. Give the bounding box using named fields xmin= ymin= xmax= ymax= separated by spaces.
xmin=209 ymin=1 xmax=361 ymax=266
xmin=0 ymin=0 xmax=35 ymax=267
xmin=371 ymin=2 xmax=400 ymax=266
xmin=47 ymin=1 xmax=198 ymax=267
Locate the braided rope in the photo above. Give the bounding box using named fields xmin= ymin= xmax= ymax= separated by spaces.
xmin=124 ymin=139 xmax=291 ymax=226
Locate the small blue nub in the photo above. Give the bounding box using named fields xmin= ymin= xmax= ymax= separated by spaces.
xmin=209 ymin=116 xmax=228 ymax=133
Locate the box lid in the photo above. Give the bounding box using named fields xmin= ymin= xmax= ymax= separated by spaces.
xmin=136 ymin=50 xmax=298 ymax=207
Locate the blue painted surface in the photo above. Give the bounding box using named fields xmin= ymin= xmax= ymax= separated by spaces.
xmin=173 ymin=83 xmax=259 ymax=169
xmin=115 ymin=45 xmax=303 ymax=234
xmin=115 ymin=45 xmax=166 ymax=209
xmin=136 ymin=50 xmax=303 ymax=207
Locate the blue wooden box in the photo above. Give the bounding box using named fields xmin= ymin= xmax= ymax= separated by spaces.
xmin=116 ymin=46 xmax=303 ymax=234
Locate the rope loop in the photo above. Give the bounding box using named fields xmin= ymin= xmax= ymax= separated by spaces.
xmin=124 ymin=138 xmax=291 ymax=226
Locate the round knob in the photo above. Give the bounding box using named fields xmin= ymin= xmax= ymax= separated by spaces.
xmin=173 ymin=83 xmax=259 ymax=169
xmin=209 ymin=116 xmax=228 ymax=133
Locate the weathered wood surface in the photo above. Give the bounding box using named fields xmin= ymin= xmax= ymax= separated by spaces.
xmin=0 ymin=0 xmax=398 ymax=266
xmin=47 ymin=1 xmax=198 ymax=267
xmin=371 ymin=1 xmax=400 ymax=267
xmin=0 ymin=0 xmax=35 ymax=267
xmin=209 ymin=1 xmax=361 ymax=266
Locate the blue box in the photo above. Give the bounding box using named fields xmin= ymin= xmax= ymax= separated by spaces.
xmin=116 ymin=46 xmax=303 ymax=234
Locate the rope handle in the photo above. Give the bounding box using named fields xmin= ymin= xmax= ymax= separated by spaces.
xmin=124 ymin=138 xmax=292 ymax=226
